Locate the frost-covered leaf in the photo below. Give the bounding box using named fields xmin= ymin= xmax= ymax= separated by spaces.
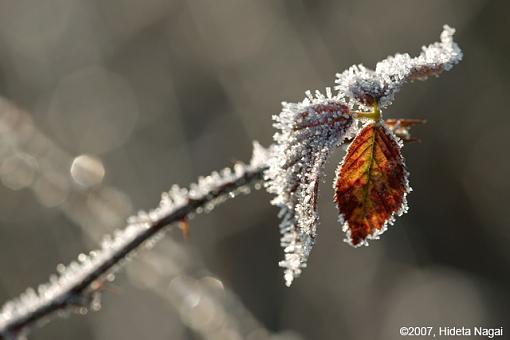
xmin=334 ymin=122 xmax=410 ymax=247
xmin=265 ymin=89 xmax=357 ymax=286
xmin=335 ymin=25 xmax=463 ymax=108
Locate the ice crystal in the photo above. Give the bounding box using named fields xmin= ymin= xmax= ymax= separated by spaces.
xmin=0 ymin=143 xmax=269 ymax=336
xmin=335 ymin=25 xmax=462 ymax=108
xmin=265 ymin=89 xmax=358 ymax=286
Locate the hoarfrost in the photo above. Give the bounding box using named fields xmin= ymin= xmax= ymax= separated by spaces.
xmin=335 ymin=25 xmax=462 ymax=108
xmin=0 ymin=143 xmax=270 ymax=336
xmin=265 ymin=89 xmax=358 ymax=286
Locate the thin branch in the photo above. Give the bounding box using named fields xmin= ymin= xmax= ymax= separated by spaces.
xmin=0 ymin=142 xmax=270 ymax=339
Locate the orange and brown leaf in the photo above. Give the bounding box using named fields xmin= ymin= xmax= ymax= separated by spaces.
xmin=334 ymin=122 xmax=410 ymax=247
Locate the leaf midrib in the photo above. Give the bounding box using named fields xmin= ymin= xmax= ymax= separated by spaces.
xmin=359 ymin=125 xmax=378 ymax=224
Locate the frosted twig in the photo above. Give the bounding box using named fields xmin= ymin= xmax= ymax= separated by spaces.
xmin=0 ymin=142 xmax=270 ymax=339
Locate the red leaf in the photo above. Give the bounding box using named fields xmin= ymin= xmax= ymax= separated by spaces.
xmin=334 ymin=122 xmax=410 ymax=246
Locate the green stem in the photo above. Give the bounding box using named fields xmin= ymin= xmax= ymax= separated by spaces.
xmin=353 ymin=101 xmax=382 ymax=121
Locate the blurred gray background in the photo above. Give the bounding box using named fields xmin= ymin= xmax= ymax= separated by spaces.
xmin=1 ymin=0 xmax=509 ymax=339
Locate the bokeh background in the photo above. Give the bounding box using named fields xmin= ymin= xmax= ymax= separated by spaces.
xmin=1 ymin=0 xmax=509 ymax=339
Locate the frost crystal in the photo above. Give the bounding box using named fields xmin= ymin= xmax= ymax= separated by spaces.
xmin=0 ymin=144 xmax=269 ymax=336
xmin=335 ymin=25 xmax=463 ymax=108
xmin=265 ymin=89 xmax=357 ymax=286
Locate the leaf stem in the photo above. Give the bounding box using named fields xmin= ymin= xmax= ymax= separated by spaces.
xmin=353 ymin=101 xmax=382 ymax=121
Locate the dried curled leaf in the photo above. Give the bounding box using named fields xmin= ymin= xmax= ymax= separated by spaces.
xmin=334 ymin=122 xmax=410 ymax=247
xmin=265 ymin=89 xmax=357 ymax=286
